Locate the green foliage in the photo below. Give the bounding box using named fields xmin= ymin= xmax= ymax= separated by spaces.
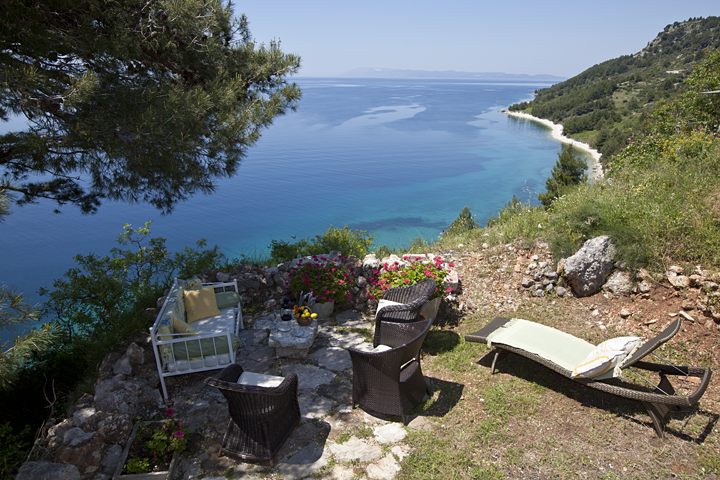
xmin=482 ymin=198 xmax=548 ymax=247
xmin=444 ymin=206 xmax=479 ymax=236
xmin=0 ymin=223 xmax=223 ymax=476
xmin=288 ymin=260 xmax=352 ymax=303
xmin=124 ymin=458 xmax=151 ymax=475
xmin=491 ymin=51 xmax=720 ymax=270
xmin=41 ymin=222 xmax=223 ymax=337
xmin=538 ymin=145 xmax=588 ymax=207
xmin=510 ymin=17 xmax=720 ymax=160
xmin=270 ymin=226 xmax=373 ymax=263
xmin=0 ymin=422 xmax=31 ymax=479
xmin=0 ymin=0 xmax=300 ymax=214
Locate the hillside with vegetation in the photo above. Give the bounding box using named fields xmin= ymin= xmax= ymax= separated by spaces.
xmin=509 ymin=16 xmax=720 ymax=159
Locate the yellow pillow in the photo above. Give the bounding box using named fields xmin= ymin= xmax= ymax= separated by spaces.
xmin=171 ymin=313 xmax=197 ymax=335
xmin=183 ymin=286 xmax=220 ymax=322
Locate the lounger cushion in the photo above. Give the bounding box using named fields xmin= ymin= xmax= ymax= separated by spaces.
xmin=572 ymin=336 xmax=642 ymax=379
xmin=171 ymin=335 xmax=238 ymax=361
xmin=486 ymin=318 xmax=594 ymax=372
xmin=184 ymin=286 xmax=221 ymax=322
xmin=216 ymin=291 xmax=240 ymax=310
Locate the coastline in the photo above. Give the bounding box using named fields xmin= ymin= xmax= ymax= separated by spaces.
xmin=503 ymin=110 xmax=604 ymax=181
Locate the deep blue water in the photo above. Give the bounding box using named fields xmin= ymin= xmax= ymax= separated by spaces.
xmin=0 ymin=78 xmax=575 ymax=345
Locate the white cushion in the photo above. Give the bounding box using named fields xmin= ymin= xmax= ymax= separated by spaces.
xmin=238 ymin=371 xmax=285 ymax=388
xmin=355 ymin=343 xmax=392 ymax=353
xmin=571 ymin=336 xmax=642 ymax=379
xmin=376 ymin=299 xmax=406 ymax=316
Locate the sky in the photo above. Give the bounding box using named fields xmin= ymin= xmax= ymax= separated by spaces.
xmin=237 ymin=1 xmax=719 ymax=78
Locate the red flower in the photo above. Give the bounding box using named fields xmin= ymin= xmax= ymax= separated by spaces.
xmin=174 ymin=430 xmax=185 ymax=439
xmin=444 ymin=286 xmax=453 ymax=293
xmin=404 ymin=278 xmax=410 ymax=284
xmin=166 ymin=407 xmax=175 ymax=417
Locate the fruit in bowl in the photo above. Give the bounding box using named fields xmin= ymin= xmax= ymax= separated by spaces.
xmin=293 ymin=305 xmax=318 ymax=326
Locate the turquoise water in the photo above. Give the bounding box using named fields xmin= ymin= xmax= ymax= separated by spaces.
xmin=0 ymin=78 xmax=572 ymax=344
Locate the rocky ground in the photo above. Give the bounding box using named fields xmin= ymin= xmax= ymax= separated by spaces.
xmin=19 ymin=241 xmax=720 ymax=479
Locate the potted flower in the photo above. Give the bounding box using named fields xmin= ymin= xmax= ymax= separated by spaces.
xmin=288 ymin=258 xmax=351 ymax=318
xmin=369 ymin=255 xmax=456 ymax=322
xmin=114 ymin=408 xmax=186 ymax=479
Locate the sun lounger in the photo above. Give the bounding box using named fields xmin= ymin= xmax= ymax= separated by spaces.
xmin=465 ymin=318 xmax=712 ymax=437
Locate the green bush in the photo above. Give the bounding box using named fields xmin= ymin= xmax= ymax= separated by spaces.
xmin=0 ymin=222 xmax=224 ymax=477
xmin=270 ymin=226 xmax=373 ymax=263
xmin=444 ymin=206 xmax=479 ymax=237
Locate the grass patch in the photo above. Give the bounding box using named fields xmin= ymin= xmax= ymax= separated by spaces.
xmin=427 ymin=337 xmax=483 ymax=374
xmin=398 ymin=430 xmax=504 ymax=480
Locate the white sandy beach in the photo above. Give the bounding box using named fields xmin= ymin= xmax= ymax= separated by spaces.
xmin=504 ymin=110 xmax=604 ymax=181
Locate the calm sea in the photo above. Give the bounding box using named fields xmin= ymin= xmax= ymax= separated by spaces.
xmin=0 ymin=77 xmax=574 ymax=345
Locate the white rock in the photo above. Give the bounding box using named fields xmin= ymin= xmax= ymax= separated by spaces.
xmin=373 ymin=423 xmax=407 ymax=444
xmin=366 ymin=453 xmax=402 ymax=479
xmin=328 ymin=437 xmax=383 ymax=463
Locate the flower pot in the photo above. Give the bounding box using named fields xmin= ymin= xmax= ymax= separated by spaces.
xmin=313 ymin=300 xmax=334 ymax=319
xmin=420 ymin=297 xmax=441 ymax=323
xmin=113 ymin=420 xmax=180 ymax=480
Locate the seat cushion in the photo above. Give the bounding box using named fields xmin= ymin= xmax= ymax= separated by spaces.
xmin=171 ymin=334 xmax=239 ymax=361
xmin=238 ymin=371 xmax=285 ymax=388
xmin=172 ymin=313 xmax=197 ymax=335
xmin=376 ymin=299 xmax=406 ymax=316
xmin=184 ymin=286 xmax=221 ymax=322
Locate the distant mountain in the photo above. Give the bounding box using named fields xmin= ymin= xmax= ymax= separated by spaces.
xmin=340 ymin=67 xmax=564 ymax=82
xmin=510 ymin=16 xmax=720 ymax=159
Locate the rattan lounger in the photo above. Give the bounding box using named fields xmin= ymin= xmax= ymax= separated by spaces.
xmin=465 ymin=318 xmax=712 ymax=437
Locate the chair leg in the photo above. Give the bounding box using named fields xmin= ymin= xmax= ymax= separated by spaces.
xmin=490 ymin=350 xmax=505 ymax=374
xmin=642 ymin=401 xmax=671 ymax=438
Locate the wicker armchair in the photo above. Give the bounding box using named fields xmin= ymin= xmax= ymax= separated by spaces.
xmin=205 ymin=363 xmax=300 ymax=463
xmin=374 ymin=279 xmax=436 ymax=345
xmin=349 ymin=317 xmax=433 ymax=423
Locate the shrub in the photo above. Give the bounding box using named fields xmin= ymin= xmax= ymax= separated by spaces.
xmin=270 ymin=226 xmax=372 ymax=263
xmin=288 ymin=259 xmax=352 ymax=304
xmin=444 ymin=206 xmax=478 ymax=237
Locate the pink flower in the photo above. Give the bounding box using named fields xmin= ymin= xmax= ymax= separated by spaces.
xmin=424 ymin=269 xmax=432 ymax=276
xmin=444 ymin=287 xmax=453 ymax=293
xmin=166 ymin=407 xmax=175 ymax=417
xmin=448 ymin=262 xmax=455 ymax=268
xmin=174 ymin=430 xmax=185 ymax=439
xmin=404 ymin=278 xmax=410 ymax=284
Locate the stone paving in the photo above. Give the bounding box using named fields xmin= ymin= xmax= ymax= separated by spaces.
xmin=168 ymin=309 xmax=432 ymax=479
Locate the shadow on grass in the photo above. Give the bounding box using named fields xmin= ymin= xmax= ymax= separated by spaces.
xmin=477 ymin=350 xmax=717 ymax=444
xmin=423 ymin=330 xmax=461 ymax=355
xmin=417 ymin=376 xmax=465 ymax=418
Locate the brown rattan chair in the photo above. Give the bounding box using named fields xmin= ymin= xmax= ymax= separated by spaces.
xmin=205 ymin=363 xmax=300 ymax=463
xmin=374 ymin=279 xmax=436 ymax=342
xmin=349 ymin=317 xmax=433 ymax=424
xmin=466 ymin=318 xmax=712 ymax=437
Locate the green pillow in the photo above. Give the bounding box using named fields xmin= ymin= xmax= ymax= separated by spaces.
xmin=216 ymin=291 xmax=240 ymax=310
xmin=172 ymin=335 xmax=240 ymax=361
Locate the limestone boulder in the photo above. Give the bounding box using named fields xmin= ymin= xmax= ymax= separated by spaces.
xmin=16 ymin=461 xmax=80 ymax=480
xmin=562 ymin=236 xmax=616 ymax=297
xmin=603 ymin=270 xmax=634 ymax=295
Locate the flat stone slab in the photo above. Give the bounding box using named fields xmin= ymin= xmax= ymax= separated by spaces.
xmin=310 ymin=346 xmax=352 ymax=372
xmin=328 ymin=437 xmax=383 ymax=463
xmin=366 ymin=453 xmax=401 ymax=479
xmin=298 ymin=392 xmax=337 ymax=419
xmin=373 ymin=423 xmax=407 ymax=444
xmin=323 ymin=330 xmax=368 ymax=349
xmin=281 ymin=364 xmax=335 ymax=391
xmin=268 ymin=319 xmax=318 ymax=358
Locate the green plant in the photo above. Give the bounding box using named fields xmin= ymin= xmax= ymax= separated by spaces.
xmin=444 ymin=206 xmax=479 ymax=237
xmin=0 ymin=422 xmax=31 ymax=479
xmin=288 ymin=259 xmax=352 ymax=303
xmin=370 ymin=255 xmax=451 ymax=299
xmin=270 ymin=226 xmax=373 ymax=263
xmin=123 ymin=411 xmax=187 ymax=475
